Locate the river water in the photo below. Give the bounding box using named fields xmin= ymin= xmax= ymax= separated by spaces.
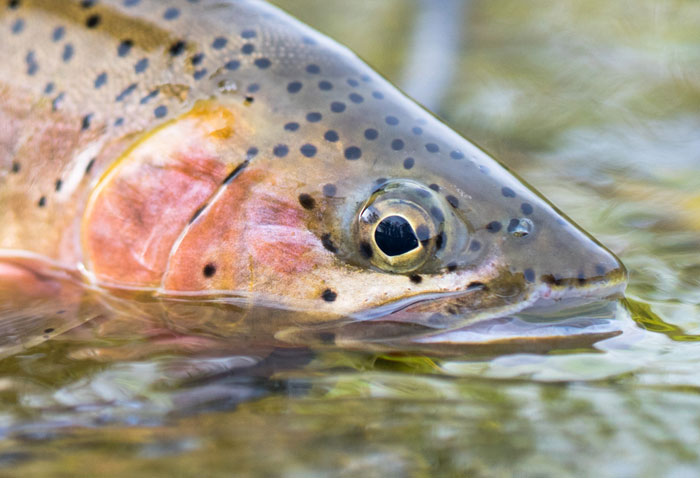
xmin=1 ymin=1 xmax=699 ymax=476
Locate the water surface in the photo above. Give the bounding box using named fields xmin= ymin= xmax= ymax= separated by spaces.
xmin=2 ymin=1 xmax=700 ymax=476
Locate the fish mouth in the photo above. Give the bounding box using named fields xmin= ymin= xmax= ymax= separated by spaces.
xmin=351 ymin=264 xmax=628 ymax=335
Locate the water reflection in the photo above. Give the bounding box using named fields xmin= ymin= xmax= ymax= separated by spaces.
xmin=2 ymin=0 xmax=700 ymax=475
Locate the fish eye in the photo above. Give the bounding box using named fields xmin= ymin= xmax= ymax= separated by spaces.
xmin=374 ymin=215 xmax=419 ymax=256
xmin=355 ymin=180 xmax=452 ymax=274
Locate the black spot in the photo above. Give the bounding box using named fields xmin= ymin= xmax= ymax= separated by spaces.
xmin=524 ymin=269 xmax=536 ymax=283
xmin=403 ymin=157 xmax=415 ymax=169
xmin=134 ymin=58 xmax=149 ymax=73
xmin=578 ymin=272 xmax=587 ymax=285
xmin=486 ymin=221 xmax=502 ymax=233
xmin=124 ymin=0 xmax=140 ymax=6
xmin=52 ymin=26 xmax=65 ymax=42
xmin=254 ymin=58 xmax=271 ymax=69
xmin=62 ymin=44 xmax=74 ymax=62
xmin=469 ymin=240 xmax=481 ymax=252
xmin=446 ymin=195 xmax=459 ymax=208
xmin=447 ymin=262 xmax=458 ymax=272
xmin=11 ymin=162 xmax=20 ymax=173
xmin=139 ymin=89 xmax=159 ymax=104
xmin=391 ymin=139 xmax=404 ymax=151
xmin=375 ymin=216 xmax=419 ymax=256
xmin=450 ymin=150 xmax=464 ymax=160
xmin=385 ymin=116 xmax=399 ymax=126
xmin=502 ymin=187 xmax=516 ymax=198
xmin=169 ymin=40 xmax=186 ymax=56
xmin=330 ymin=101 xmax=346 ymax=113
xmin=117 ymin=39 xmax=133 ymax=57
xmin=81 ymin=0 xmax=96 ymax=7
xmin=273 ymin=144 xmax=289 ymax=157
xmin=321 ymin=234 xmax=338 ymax=253
xmin=225 ymin=60 xmax=240 ymax=71
xmin=375 ymin=178 xmax=387 ymax=185
xmin=212 ymin=37 xmax=227 ymax=49
xmin=44 ymin=82 xmax=55 ymax=94
xmin=324 ymin=130 xmax=339 ymax=142
xmin=521 ymin=203 xmax=534 ymax=215
xmin=203 ymin=263 xmax=216 ymax=278
xmin=191 ymin=53 xmax=204 ymax=65
xmin=362 ymin=129 xmax=379 ymax=141
xmin=243 ymin=95 xmax=254 ymax=105
xmin=25 ymin=51 xmax=38 ymax=75
xmin=241 ymin=29 xmax=256 ymax=39
xmin=412 ymin=127 xmax=423 ymax=135
xmin=479 ymin=165 xmax=489 ymax=175
xmin=344 ymin=146 xmax=362 ymax=160
xmin=38 ymin=196 xmax=46 ymax=207
xmin=247 ymin=83 xmax=260 ymax=93
xmin=347 ymin=78 xmax=359 ymax=87
xmin=306 ymin=112 xmax=322 ymax=122
xmin=114 ymin=117 xmax=124 ymax=126
xmin=425 ymin=143 xmax=439 ymax=153
xmin=306 ymin=64 xmax=321 ymax=74
xmin=85 ymin=14 xmax=101 ymax=28
xmin=94 ymin=72 xmax=107 ymax=88
xmin=410 ymin=274 xmax=422 ymax=284
xmin=298 ymin=193 xmax=315 ymax=210
xmin=359 ymin=241 xmax=373 ymax=259
xmin=372 ymin=91 xmax=384 ymax=100
xmin=11 ymin=19 xmax=23 ymax=34
xmin=429 ymin=184 xmax=440 ymax=192
xmin=349 ymin=93 xmax=363 ymax=103
xmin=163 ymin=7 xmax=180 ymax=20
xmin=241 ymin=43 xmax=254 ymax=54
xmin=318 ymin=80 xmax=333 ymax=91
xmin=322 ymin=184 xmax=337 ymax=197
xmin=429 ymin=207 xmax=444 ymax=224
xmin=300 ymin=144 xmax=317 ymax=158
xmin=595 ymin=264 xmax=607 ymax=276
xmin=287 ymin=81 xmax=302 ymax=93
xmin=154 ymin=105 xmax=167 ymax=118
xmin=55 ymin=179 xmax=62 ymax=192
xmin=246 ymin=147 xmax=259 ymax=159
xmin=81 ymin=114 xmax=92 ymax=130
xmin=415 ymin=224 xmax=430 ymax=242
xmin=284 ymin=122 xmax=299 ymax=132
xmin=321 ymin=289 xmax=337 ymax=302
xmin=8 ymin=0 xmax=20 ymax=8
xmin=116 ymin=83 xmax=137 ymax=102
xmin=43 ymin=328 xmax=55 ymax=334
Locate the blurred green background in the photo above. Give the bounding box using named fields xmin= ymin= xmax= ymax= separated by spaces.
xmin=2 ymin=1 xmax=700 ymax=477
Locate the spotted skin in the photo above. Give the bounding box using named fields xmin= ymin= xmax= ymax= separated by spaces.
xmin=0 ymin=0 xmax=626 ymax=336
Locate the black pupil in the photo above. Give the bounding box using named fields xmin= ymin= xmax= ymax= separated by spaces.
xmin=374 ymin=215 xmax=419 ymax=257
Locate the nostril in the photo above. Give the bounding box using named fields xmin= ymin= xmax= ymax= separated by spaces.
xmin=508 ymin=218 xmax=534 ymax=237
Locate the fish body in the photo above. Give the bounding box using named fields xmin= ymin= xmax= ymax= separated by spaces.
xmin=0 ymin=0 xmax=627 ymax=350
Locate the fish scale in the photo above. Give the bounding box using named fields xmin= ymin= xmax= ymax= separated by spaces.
xmin=0 ymin=0 xmax=627 ymax=354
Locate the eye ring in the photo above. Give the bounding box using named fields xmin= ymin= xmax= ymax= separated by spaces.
xmin=355 ymin=180 xmax=448 ymax=274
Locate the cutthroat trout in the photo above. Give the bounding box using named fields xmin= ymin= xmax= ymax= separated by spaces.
xmin=0 ymin=0 xmax=627 ymax=355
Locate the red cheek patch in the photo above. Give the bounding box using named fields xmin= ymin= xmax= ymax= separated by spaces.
xmin=162 ymin=168 xmax=329 ymax=294
xmin=83 ymin=104 xmax=237 ymax=287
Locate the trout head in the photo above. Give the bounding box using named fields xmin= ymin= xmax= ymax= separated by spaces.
xmin=82 ymin=96 xmax=626 ymax=335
